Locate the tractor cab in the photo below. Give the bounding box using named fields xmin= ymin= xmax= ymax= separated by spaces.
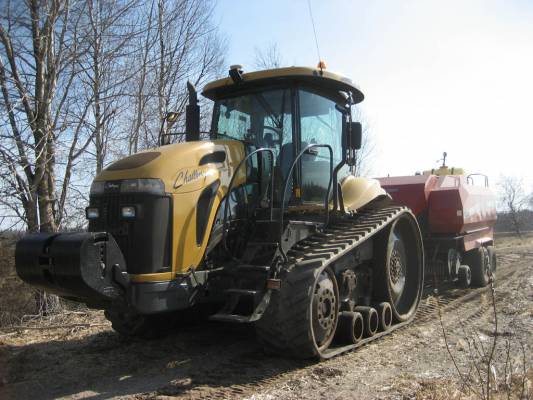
xmin=202 ymin=65 xmax=364 ymax=210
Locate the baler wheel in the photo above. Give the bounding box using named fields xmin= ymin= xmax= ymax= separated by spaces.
xmin=457 ymin=265 xmax=472 ymax=288
xmin=464 ymin=247 xmax=490 ymax=287
xmin=487 ymin=245 xmax=497 ymax=277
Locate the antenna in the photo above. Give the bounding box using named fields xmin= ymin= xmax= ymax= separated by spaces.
xmin=307 ymin=0 xmax=322 ymax=70
xmin=436 ymin=151 xmax=448 ymax=168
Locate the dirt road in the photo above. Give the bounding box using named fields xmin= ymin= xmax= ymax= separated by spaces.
xmin=1 ymin=239 xmax=532 ymax=399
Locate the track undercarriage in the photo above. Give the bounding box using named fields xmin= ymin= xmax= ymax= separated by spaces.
xmin=251 ymin=205 xmax=424 ymax=359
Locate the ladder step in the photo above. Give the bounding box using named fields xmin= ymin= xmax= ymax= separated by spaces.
xmin=209 ymin=313 xmax=252 ymax=323
xmin=225 ymin=288 xmax=259 ymax=296
xmin=245 ymin=241 xmax=279 ymax=247
xmin=236 ymin=264 xmax=270 ymax=273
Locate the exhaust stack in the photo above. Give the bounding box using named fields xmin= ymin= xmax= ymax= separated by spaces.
xmin=185 ymin=80 xmax=200 ymax=142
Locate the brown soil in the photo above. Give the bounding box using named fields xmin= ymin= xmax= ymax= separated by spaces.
xmin=0 ymin=236 xmax=532 ymax=400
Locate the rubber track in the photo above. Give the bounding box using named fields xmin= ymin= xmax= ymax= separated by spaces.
xmin=256 ymin=206 xmax=418 ymax=359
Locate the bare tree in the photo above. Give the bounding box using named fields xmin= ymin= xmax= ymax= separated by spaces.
xmin=77 ymin=0 xmax=141 ymax=173
xmin=0 ymin=0 xmax=226 ymax=233
xmin=126 ymin=1 xmax=157 ymax=155
xmin=0 ymin=0 xmax=90 ymax=232
xmin=254 ymin=42 xmax=284 ymax=70
xmin=498 ymin=175 xmax=528 ymax=236
xmin=145 ymin=0 xmax=225 ymax=146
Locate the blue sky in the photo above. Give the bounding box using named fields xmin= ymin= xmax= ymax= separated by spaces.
xmin=214 ymin=0 xmax=533 ymax=190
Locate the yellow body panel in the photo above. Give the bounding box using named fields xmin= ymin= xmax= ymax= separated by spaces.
xmin=129 ymin=272 xmax=174 ymax=283
xmin=96 ymin=140 xmax=246 ymax=275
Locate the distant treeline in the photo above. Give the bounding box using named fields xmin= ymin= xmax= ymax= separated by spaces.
xmin=495 ymin=210 xmax=533 ymax=233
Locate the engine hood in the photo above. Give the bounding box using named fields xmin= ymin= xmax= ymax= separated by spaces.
xmin=96 ymin=140 xmax=246 ymax=194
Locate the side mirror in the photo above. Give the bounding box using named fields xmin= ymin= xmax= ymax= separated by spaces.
xmin=348 ymin=121 xmax=362 ymax=150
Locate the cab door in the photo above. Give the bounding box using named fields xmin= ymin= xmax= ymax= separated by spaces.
xmin=298 ymin=88 xmax=345 ymax=204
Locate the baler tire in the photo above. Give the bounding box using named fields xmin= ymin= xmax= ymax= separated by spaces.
xmin=487 ymin=245 xmax=497 ymax=278
xmin=457 ymin=265 xmax=472 ymax=288
xmin=255 ymin=266 xmax=339 ymax=359
xmin=465 ymin=247 xmax=490 ymax=287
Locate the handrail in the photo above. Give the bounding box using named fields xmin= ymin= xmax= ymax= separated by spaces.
xmin=159 ymin=131 xmax=213 ymax=146
xmin=222 ymin=148 xmax=275 ymax=255
xmin=279 ymin=144 xmax=334 ymax=261
xmin=466 ymin=173 xmax=489 ymax=187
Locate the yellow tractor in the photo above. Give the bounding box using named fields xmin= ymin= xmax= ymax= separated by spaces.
xmin=16 ymin=65 xmax=424 ymax=359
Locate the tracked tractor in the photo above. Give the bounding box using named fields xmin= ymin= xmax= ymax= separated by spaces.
xmin=16 ymin=65 xmax=425 ymax=359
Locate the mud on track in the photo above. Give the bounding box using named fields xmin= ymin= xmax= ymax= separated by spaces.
xmin=1 ymin=239 xmax=532 ymax=400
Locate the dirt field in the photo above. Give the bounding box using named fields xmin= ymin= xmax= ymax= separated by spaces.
xmin=0 ymin=235 xmax=531 ymax=400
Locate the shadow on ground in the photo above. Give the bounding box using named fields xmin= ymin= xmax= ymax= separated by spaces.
xmin=2 ymin=320 xmax=310 ymax=399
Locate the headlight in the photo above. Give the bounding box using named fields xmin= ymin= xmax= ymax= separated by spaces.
xmin=121 ymin=206 xmax=136 ymax=219
xmin=120 ymin=179 xmax=165 ymax=195
xmin=90 ymin=181 xmax=105 ymax=195
xmin=86 ymin=207 xmax=99 ymax=219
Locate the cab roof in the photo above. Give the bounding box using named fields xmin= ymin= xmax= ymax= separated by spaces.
xmin=202 ymin=66 xmax=365 ymax=104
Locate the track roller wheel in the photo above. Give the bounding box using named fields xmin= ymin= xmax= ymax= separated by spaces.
xmin=464 ymin=246 xmax=490 ymax=287
xmin=334 ymin=311 xmax=364 ymax=344
xmin=457 ymin=265 xmax=472 ymax=288
xmin=255 ymin=265 xmax=339 ymax=359
xmin=373 ymin=213 xmax=424 ymax=322
xmin=354 ymin=306 xmax=378 ymax=337
xmin=374 ymin=302 xmax=393 ymax=331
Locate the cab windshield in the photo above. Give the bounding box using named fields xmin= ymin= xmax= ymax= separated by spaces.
xmin=211 ymin=88 xmax=292 ymax=160
xmin=211 ymin=86 xmax=346 ymax=205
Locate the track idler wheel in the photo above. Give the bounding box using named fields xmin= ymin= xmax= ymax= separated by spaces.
xmin=334 ymin=311 xmax=364 ymax=344
xmin=355 ymin=306 xmax=379 ymax=337
xmin=373 ymin=213 xmax=424 ymax=322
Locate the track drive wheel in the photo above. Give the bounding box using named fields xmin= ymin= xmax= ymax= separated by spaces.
xmin=464 ymin=246 xmax=490 ymax=287
xmin=255 ymin=266 xmax=339 ymax=359
xmin=457 ymin=265 xmax=472 ymax=288
xmin=373 ymin=213 xmax=424 ymax=322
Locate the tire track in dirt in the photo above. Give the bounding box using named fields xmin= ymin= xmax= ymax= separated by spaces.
xmin=157 ymin=250 xmax=533 ymax=400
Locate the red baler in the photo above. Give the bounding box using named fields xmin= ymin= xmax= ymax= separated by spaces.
xmin=377 ymin=165 xmax=497 ymax=288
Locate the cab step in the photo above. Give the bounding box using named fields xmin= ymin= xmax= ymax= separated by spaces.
xmin=209 ymin=287 xmax=272 ymax=323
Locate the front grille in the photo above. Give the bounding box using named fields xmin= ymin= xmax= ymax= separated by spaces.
xmin=88 ymin=193 xmax=171 ymax=274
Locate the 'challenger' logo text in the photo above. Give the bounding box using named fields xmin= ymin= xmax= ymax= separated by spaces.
xmin=174 ymin=168 xmax=209 ymax=189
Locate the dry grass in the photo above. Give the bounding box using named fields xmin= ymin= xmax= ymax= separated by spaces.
xmin=495 ymin=232 xmax=533 ymax=250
